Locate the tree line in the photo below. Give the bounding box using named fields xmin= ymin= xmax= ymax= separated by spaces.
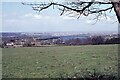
xmin=55 ymin=36 xmax=120 ymax=46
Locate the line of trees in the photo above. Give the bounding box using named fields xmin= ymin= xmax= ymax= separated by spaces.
xmin=54 ymin=36 xmax=120 ymax=46
xmin=1 ymin=35 xmax=120 ymax=48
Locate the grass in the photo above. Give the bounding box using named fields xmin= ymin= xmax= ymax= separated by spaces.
xmin=2 ymin=44 xmax=118 ymax=78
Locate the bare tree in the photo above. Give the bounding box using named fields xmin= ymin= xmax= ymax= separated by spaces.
xmin=112 ymin=0 xmax=120 ymax=23
xmin=22 ymin=0 xmax=120 ymax=23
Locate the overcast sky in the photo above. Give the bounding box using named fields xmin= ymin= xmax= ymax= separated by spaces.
xmin=1 ymin=1 xmax=118 ymax=33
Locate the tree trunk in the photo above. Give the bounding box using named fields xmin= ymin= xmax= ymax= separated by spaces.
xmin=112 ymin=0 xmax=120 ymax=23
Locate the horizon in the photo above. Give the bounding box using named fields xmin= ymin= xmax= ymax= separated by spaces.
xmin=1 ymin=30 xmax=118 ymax=34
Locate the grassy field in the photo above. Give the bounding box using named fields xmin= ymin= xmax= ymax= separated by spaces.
xmin=2 ymin=44 xmax=118 ymax=78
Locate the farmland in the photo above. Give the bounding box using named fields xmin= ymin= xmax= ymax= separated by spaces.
xmin=2 ymin=44 xmax=118 ymax=78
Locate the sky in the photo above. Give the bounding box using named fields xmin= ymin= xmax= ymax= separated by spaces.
xmin=1 ymin=1 xmax=119 ymax=33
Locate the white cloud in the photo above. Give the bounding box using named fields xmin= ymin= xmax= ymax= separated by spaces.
xmin=85 ymin=14 xmax=117 ymax=24
xmin=24 ymin=13 xmax=77 ymax=20
xmin=24 ymin=13 xmax=52 ymax=19
xmin=100 ymin=16 xmax=111 ymax=21
xmin=24 ymin=13 xmax=42 ymax=19
xmin=61 ymin=16 xmax=76 ymax=20
xmin=86 ymin=20 xmax=93 ymax=24
xmin=24 ymin=13 xmax=33 ymax=17
xmin=98 ymin=16 xmax=117 ymax=22
xmin=34 ymin=15 xmax=42 ymax=19
xmin=3 ymin=11 xmax=118 ymax=32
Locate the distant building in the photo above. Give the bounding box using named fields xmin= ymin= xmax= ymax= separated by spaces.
xmin=6 ymin=42 xmax=14 ymax=46
xmin=14 ymin=44 xmax=23 ymax=47
xmin=6 ymin=42 xmax=14 ymax=48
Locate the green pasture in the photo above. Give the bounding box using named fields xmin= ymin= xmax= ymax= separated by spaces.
xmin=2 ymin=44 xmax=118 ymax=78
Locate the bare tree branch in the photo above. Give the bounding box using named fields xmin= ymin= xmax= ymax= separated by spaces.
xmin=88 ymin=6 xmax=113 ymax=13
xmin=22 ymin=0 xmax=120 ymax=23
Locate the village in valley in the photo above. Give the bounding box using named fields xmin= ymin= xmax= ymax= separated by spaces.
xmin=0 ymin=32 xmax=119 ymax=48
